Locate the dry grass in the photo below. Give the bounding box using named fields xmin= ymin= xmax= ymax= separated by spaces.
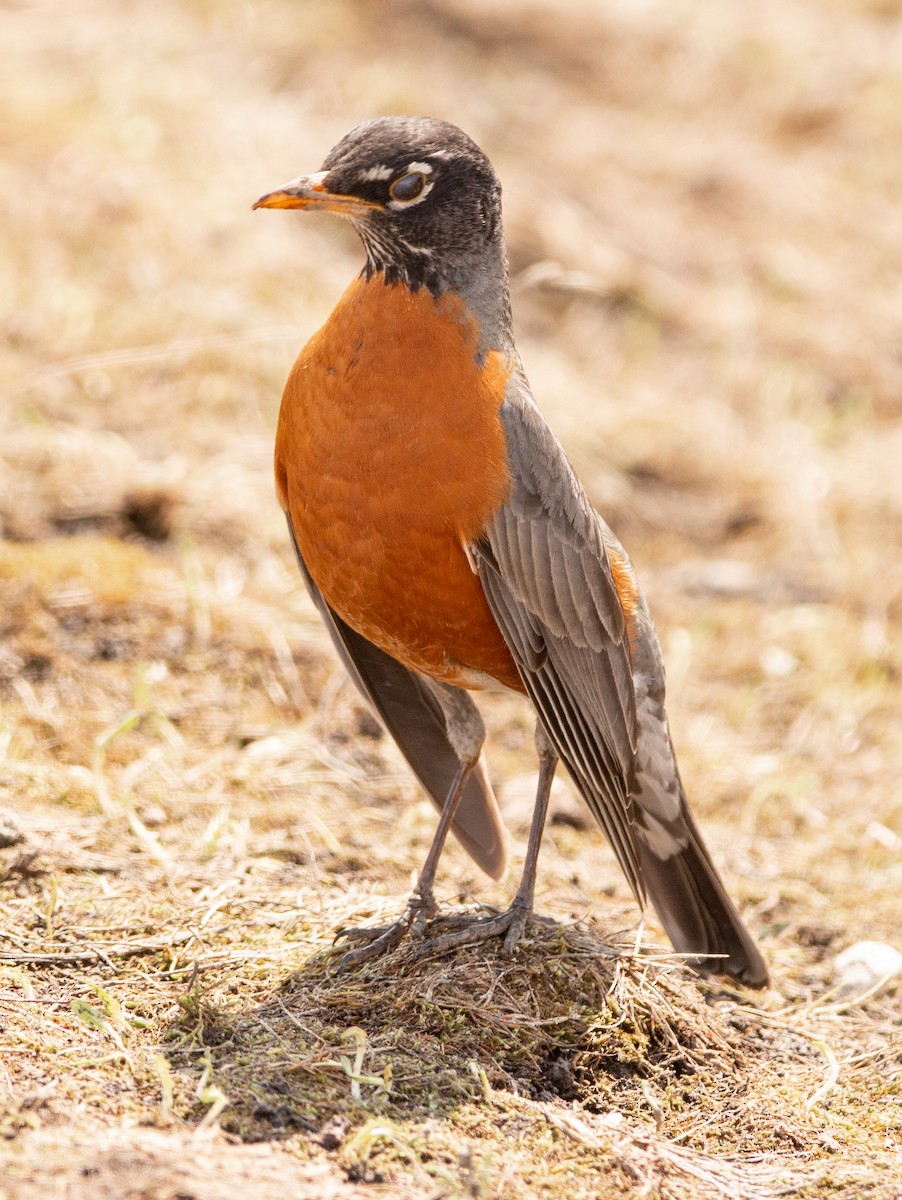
xmin=2 ymin=0 xmax=901 ymax=1196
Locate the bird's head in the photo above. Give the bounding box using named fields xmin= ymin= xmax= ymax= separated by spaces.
xmin=254 ymin=116 xmax=511 ymax=342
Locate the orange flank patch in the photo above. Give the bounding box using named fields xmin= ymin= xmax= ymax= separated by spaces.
xmin=276 ymin=273 xmax=525 ymax=693
xmin=607 ymin=544 xmax=641 ymax=653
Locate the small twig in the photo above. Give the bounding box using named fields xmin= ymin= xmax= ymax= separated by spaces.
xmin=3 ymin=327 xmax=297 ymax=400
xmin=805 ymin=1039 xmax=840 ymax=1109
xmin=0 ymin=930 xmax=194 ymax=966
xmin=195 ymin=1050 xmax=229 ymax=1131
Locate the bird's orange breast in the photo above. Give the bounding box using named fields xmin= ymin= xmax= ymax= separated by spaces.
xmin=275 ymin=272 xmax=524 ymax=693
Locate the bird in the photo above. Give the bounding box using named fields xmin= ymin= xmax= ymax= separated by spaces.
xmin=253 ymin=115 xmax=768 ymax=988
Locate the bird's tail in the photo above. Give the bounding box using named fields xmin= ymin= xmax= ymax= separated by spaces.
xmin=627 ymin=602 xmax=768 ymax=987
xmin=635 ymin=793 xmax=768 ymax=987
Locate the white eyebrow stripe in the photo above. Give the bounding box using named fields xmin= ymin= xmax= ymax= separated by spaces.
xmin=406 ymin=161 xmax=433 ymax=174
xmin=358 ymin=164 xmax=393 ymax=181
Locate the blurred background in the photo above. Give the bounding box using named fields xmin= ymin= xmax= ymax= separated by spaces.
xmin=1 ymin=0 xmax=901 ymax=1179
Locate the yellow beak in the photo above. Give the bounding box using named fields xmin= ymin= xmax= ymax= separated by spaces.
xmin=252 ymin=171 xmax=381 ymax=216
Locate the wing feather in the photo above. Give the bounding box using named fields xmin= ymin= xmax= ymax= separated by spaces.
xmin=474 ymin=387 xmax=767 ymax=985
xmin=474 ymin=396 xmax=643 ymax=898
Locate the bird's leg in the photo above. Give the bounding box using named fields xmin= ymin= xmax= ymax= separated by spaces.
xmin=336 ymin=683 xmax=484 ymax=970
xmin=419 ymin=722 xmax=558 ymax=957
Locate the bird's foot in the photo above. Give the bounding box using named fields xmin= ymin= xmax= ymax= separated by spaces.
xmin=424 ymin=904 xmax=500 ymax=933
xmin=335 ymin=892 xmax=437 ymax=970
xmin=416 ymin=898 xmax=535 ymax=959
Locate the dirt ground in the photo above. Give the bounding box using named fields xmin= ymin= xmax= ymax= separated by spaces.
xmin=2 ymin=0 xmax=901 ymax=1196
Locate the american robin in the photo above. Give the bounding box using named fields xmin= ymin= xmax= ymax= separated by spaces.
xmin=254 ymin=116 xmax=768 ymax=987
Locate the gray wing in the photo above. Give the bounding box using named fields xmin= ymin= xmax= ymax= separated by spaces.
xmin=475 ymin=390 xmax=767 ymax=986
xmin=285 ymin=515 xmax=508 ymax=880
xmin=475 ymin=393 xmax=644 ymax=901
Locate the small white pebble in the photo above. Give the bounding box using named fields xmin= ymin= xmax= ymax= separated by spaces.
xmin=833 ymin=941 xmax=902 ymax=996
xmin=241 ymin=734 xmax=288 ymax=760
xmin=865 ymin=821 xmax=902 ymax=850
xmin=760 ymin=645 xmax=798 ymax=678
xmin=138 ymin=803 xmax=167 ymax=828
xmin=145 ymin=660 xmax=169 ymax=684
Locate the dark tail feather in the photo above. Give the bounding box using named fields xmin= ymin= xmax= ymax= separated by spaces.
xmin=637 ymin=807 xmax=768 ymax=988
xmin=627 ymin=644 xmax=768 ymax=988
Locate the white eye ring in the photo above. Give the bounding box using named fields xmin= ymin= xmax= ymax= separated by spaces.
xmin=387 ymin=165 xmax=434 ymax=211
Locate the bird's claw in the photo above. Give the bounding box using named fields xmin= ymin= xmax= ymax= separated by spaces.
xmin=336 ymin=895 xmax=543 ymax=969
xmin=335 ymin=922 xmax=395 ymax=946
xmin=336 ymin=920 xmax=412 ymax=970
xmin=335 ymin=895 xmax=436 ymax=971
xmin=414 ymin=900 xmax=533 ymax=960
xmin=423 ymin=905 xmax=500 ymax=933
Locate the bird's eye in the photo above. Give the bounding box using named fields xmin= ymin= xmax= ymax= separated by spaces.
xmin=390 ymin=171 xmax=427 ymax=203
